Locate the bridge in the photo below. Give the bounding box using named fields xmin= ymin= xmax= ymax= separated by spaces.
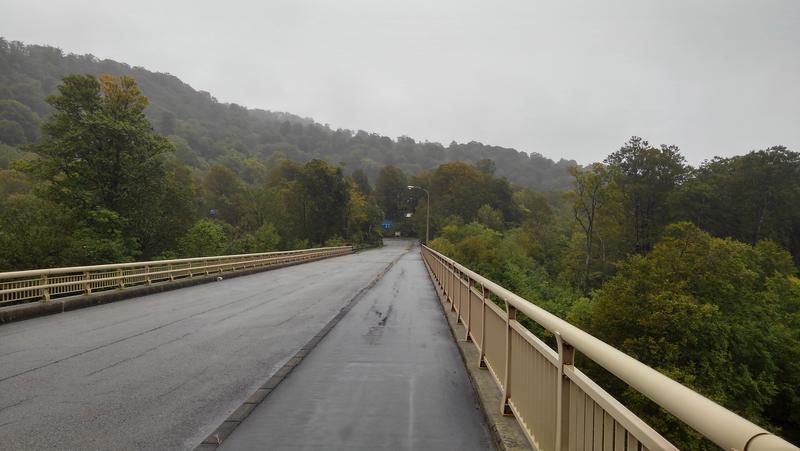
xmin=0 ymin=240 xmax=797 ymax=451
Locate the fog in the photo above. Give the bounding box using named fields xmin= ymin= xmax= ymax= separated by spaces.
xmin=1 ymin=0 xmax=798 ymax=164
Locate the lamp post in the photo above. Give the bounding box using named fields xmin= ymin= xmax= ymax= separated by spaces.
xmin=407 ymin=185 xmax=430 ymax=244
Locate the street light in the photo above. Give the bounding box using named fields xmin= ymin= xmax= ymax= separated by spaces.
xmin=407 ymin=185 xmax=430 ymax=244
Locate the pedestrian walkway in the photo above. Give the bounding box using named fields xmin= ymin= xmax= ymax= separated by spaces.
xmin=218 ymin=246 xmax=493 ymax=450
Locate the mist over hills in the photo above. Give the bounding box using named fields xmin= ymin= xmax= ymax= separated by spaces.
xmin=0 ymin=38 xmax=576 ymax=189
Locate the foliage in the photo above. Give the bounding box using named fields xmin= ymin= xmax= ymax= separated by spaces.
xmin=0 ymin=194 xmax=72 ymax=269
xmin=375 ymin=165 xmax=408 ymax=221
xmin=0 ymin=37 xmax=576 ymax=191
xmin=673 ymin=146 xmax=800 ymax=264
xmin=253 ymin=223 xmax=281 ymax=251
xmin=578 ymin=222 xmax=800 ymax=447
xmin=605 ymin=137 xmax=689 ymax=253
xmin=178 ymin=219 xmax=228 ymax=257
xmin=23 ymin=74 xmax=180 ymax=261
xmin=565 ymin=163 xmax=624 ymax=291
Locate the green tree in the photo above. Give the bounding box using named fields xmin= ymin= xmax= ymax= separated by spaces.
xmin=0 ymin=195 xmax=71 ymax=270
xmin=674 ymin=146 xmax=800 ymax=263
xmin=135 ymin=159 xmax=198 ymax=258
xmin=280 ymin=159 xmax=350 ymax=244
xmin=345 ymin=178 xmax=382 ymax=245
xmin=476 ymin=158 xmax=496 ymax=175
xmin=178 ymin=219 xmax=228 ymax=257
xmin=203 ymin=163 xmax=246 ymax=225
xmin=253 ymin=223 xmax=280 ymax=251
xmin=375 ymin=165 xmax=407 ymax=221
xmin=605 ymin=137 xmax=689 ymax=253
xmin=350 ymin=168 xmax=372 ymax=195
xmin=25 ymin=74 xmax=175 ymax=259
xmin=567 ymin=163 xmax=623 ymax=292
xmin=476 ymin=204 xmax=504 ymax=230
xmin=0 ymin=99 xmax=39 ymax=143
xmin=579 ymin=222 xmax=800 ymax=447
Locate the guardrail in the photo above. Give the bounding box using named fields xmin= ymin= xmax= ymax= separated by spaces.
xmin=421 ymin=245 xmax=797 ymax=451
xmin=0 ymin=246 xmax=353 ymax=308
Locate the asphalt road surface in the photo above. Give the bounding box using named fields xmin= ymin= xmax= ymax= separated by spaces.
xmin=0 ymin=240 xmax=412 ymax=450
xmin=219 ymin=246 xmax=492 ymax=450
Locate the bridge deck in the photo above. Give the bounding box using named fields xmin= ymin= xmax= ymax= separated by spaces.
xmin=0 ymin=240 xmax=430 ymax=450
xmin=218 ymin=246 xmax=492 ymax=451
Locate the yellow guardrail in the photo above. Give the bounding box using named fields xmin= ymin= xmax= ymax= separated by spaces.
xmin=0 ymin=246 xmax=352 ymax=308
xmin=421 ymin=245 xmax=797 ymax=451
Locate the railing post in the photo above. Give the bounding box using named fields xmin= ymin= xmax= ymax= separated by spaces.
xmin=479 ymin=285 xmax=487 ymax=368
xmin=464 ymin=276 xmax=472 ymax=341
xmin=456 ymin=270 xmax=463 ymax=321
xmin=41 ymin=274 xmax=50 ymax=302
xmin=449 ymin=266 xmax=456 ymax=312
xmin=145 ymin=266 xmax=152 ymax=285
xmin=83 ymin=271 xmax=91 ymax=294
xmin=502 ymin=300 xmax=516 ymax=415
xmin=117 ymin=268 xmax=124 ymax=289
xmin=169 ymin=264 xmax=174 ymax=281
xmin=556 ymin=333 xmax=575 ymax=451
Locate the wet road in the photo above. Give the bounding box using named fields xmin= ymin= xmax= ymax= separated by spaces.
xmin=219 ymin=246 xmax=492 ymax=450
xmin=0 ymin=240 xmax=411 ymax=450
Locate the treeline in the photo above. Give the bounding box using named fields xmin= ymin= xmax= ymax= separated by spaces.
xmin=0 ymin=37 xmax=575 ymax=191
xmin=0 ymin=74 xmax=382 ymax=270
xmin=414 ymin=138 xmax=800 ymax=448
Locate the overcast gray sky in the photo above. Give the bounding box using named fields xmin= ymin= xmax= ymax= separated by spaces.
xmin=1 ymin=0 xmax=798 ymax=165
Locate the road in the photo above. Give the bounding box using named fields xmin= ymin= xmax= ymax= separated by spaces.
xmin=219 ymin=246 xmax=492 ymax=450
xmin=0 ymin=240 xmax=411 ymax=450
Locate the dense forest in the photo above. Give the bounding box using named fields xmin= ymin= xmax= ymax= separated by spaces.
xmin=1 ymin=37 xmax=799 ymax=449
xmin=420 ymin=139 xmax=800 ymax=448
xmin=0 ymin=38 xmax=575 ymax=191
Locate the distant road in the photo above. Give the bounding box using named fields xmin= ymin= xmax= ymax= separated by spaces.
xmin=0 ymin=240 xmax=411 ymax=451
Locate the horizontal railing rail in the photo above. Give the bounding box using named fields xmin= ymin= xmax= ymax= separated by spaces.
xmin=0 ymin=246 xmax=352 ymax=308
xmin=420 ymin=245 xmax=798 ymax=451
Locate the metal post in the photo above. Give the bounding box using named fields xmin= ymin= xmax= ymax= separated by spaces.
xmin=41 ymin=274 xmax=50 ymax=302
xmin=117 ymin=268 xmax=124 ymax=289
xmin=502 ymin=301 xmax=516 ymax=415
xmin=479 ymin=285 xmax=487 ymax=368
xmin=464 ymin=276 xmax=472 ymax=341
xmin=449 ymin=266 xmax=456 ymax=312
xmin=556 ymin=333 xmax=575 ymax=451
xmin=456 ymin=270 xmax=463 ymax=320
xmin=83 ymin=271 xmax=92 ymax=294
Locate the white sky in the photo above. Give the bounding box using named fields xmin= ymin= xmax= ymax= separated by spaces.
xmin=1 ymin=0 xmax=798 ymax=165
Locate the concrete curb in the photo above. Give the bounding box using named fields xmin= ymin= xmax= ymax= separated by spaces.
xmin=0 ymin=251 xmax=352 ymax=326
xmin=421 ymin=256 xmax=534 ymax=451
xmin=193 ymin=244 xmax=412 ymax=450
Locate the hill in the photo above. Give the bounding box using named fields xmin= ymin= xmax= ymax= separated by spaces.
xmin=0 ymin=37 xmax=575 ymax=190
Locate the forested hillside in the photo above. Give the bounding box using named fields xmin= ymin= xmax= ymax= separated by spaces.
xmin=0 ymin=38 xmax=575 ymax=190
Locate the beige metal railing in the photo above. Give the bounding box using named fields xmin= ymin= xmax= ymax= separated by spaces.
xmin=421 ymin=245 xmax=798 ymax=451
xmin=0 ymin=246 xmax=352 ymax=308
